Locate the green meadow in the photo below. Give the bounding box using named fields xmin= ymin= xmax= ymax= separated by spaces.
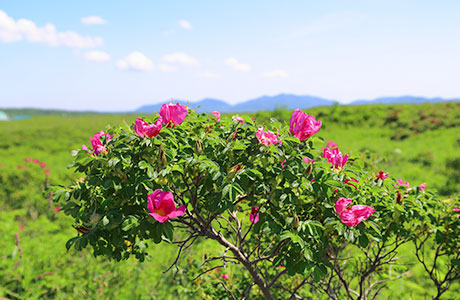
xmin=0 ymin=102 xmax=459 ymax=299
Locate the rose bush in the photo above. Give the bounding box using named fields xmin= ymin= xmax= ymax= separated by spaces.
xmin=51 ymin=104 xmax=459 ymax=299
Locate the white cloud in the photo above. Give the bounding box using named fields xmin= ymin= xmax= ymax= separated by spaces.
xmin=116 ymin=51 xmax=153 ymax=71
xmin=0 ymin=10 xmax=103 ymax=48
xmin=225 ymin=57 xmax=251 ymax=72
xmin=81 ymin=16 xmax=107 ymax=25
xmin=84 ymin=50 xmax=110 ymax=62
xmin=158 ymin=64 xmax=177 ymax=72
xmin=161 ymin=52 xmax=199 ymax=66
xmin=263 ymin=69 xmax=288 ymax=78
xmin=198 ymin=72 xmax=221 ymax=78
xmin=178 ymin=19 xmax=192 ymax=30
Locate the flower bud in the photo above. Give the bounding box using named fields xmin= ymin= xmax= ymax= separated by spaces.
xmin=196 ymin=139 xmax=202 ymax=156
xmin=305 ymin=163 xmax=313 ymax=178
xmin=159 ymin=148 xmax=166 ymax=166
xmin=396 ymin=192 xmax=403 ymax=204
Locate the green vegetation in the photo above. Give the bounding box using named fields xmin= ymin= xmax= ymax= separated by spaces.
xmin=0 ymin=102 xmax=458 ymax=299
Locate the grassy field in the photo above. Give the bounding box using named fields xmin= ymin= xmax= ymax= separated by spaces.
xmin=0 ymin=102 xmax=459 ymax=299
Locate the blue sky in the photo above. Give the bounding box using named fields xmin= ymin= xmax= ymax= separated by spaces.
xmin=1 ymin=0 xmax=459 ymax=111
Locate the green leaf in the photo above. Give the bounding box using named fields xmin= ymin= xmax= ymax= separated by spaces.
xmin=138 ymin=160 xmax=149 ymax=169
xmin=359 ymin=233 xmax=369 ymax=248
xmin=66 ymin=237 xmax=79 ymax=251
xmin=233 ymin=139 xmax=247 ymax=150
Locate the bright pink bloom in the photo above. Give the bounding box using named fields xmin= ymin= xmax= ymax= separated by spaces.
xmin=323 ymin=147 xmax=349 ymax=169
xmin=159 ymin=103 xmax=188 ymax=127
xmin=303 ymin=157 xmax=314 ymax=164
xmin=90 ymin=131 xmax=112 ymax=155
xmin=251 ymin=118 xmax=256 ymax=122
xmin=335 ymin=198 xmax=353 ymax=215
xmin=289 ymin=109 xmax=322 ymax=141
xmin=250 ymin=206 xmax=260 ymax=224
xmin=222 ymin=274 xmax=229 ymax=280
xmin=397 ymin=179 xmax=410 ymax=190
xmin=335 ymin=198 xmax=375 ymax=227
xmin=256 ymin=126 xmax=281 ymax=146
xmin=54 ymin=206 xmax=61 ymax=213
xmin=211 ymin=110 xmax=221 ymax=121
xmin=281 ymin=160 xmax=286 ymax=169
xmin=39 ymin=162 xmax=46 ymax=168
xmin=419 ymin=183 xmax=427 ymax=191
xmin=33 ymin=159 xmax=39 ymax=164
xmin=233 ymin=115 xmax=245 ymax=124
xmin=344 ymin=178 xmax=359 ymax=190
xmin=326 ymin=141 xmax=338 ymax=149
xmin=135 ymin=117 xmax=162 ymax=138
xmin=376 ymin=171 xmax=389 ymax=180
xmin=81 ymin=144 xmax=88 ymax=151
xmin=453 ymin=207 xmax=460 ymax=218
xmin=25 ymin=157 xmax=31 ymax=163
xmin=147 ymin=190 xmax=186 ymax=223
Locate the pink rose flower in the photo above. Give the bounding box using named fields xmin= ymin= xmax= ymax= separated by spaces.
xmin=250 ymin=206 xmax=260 ymax=224
xmin=39 ymin=162 xmax=46 ymax=168
xmin=326 ymin=141 xmax=338 ymax=149
xmin=90 ymin=131 xmax=112 ymax=156
xmin=419 ymin=183 xmax=427 ymax=191
xmin=397 ymin=179 xmax=410 ymax=190
xmin=453 ymin=207 xmax=460 ymax=218
xmin=376 ymin=171 xmax=389 ymax=180
xmin=211 ymin=110 xmax=221 ymax=121
xmin=54 ymin=206 xmax=61 ymax=213
xmin=303 ymin=157 xmax=315 ymax=164
xmin=147 ymin=190 xmax=186 ymax=223
xmin=256 ymin=126 xmax=281 ymax=146
xmin=81 ymin=144 xmax=88 ymax=151
xmin=232 ymin=115 xmax=245 ymax=124
xmin=159 ymin=103 xmax=188 ymax=127
xmin=289 ymin=109 xmax=322 ymax=141
xmin=323 ymin=147 xmax=349 ymax=169
xmin=335 ymin=198 xmax=375 ymax=227
xmin=25 ymin=157 xmax=31 ymax=163
xmin=134 ymin=117 xmax=162 ymax=138
xmin=33 ymin=159 xmax=39 ymax=164
xmin=222 ymin=274 xmax=229 ymax=280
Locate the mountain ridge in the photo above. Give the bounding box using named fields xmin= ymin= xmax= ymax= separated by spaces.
xmin=135 ymin=94 xmax=458 ymax=113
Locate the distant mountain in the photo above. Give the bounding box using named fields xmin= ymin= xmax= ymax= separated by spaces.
xmin=135 ymin=94 xmax=458 ymax=114
xmin=135 ymin=94 xmax=337 ymax=113
xmin=350 ymin=96 xmax=458 ymax=105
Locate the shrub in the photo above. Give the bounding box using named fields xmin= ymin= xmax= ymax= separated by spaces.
xmin=53 ymin=105 xmax=459 ymax=299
